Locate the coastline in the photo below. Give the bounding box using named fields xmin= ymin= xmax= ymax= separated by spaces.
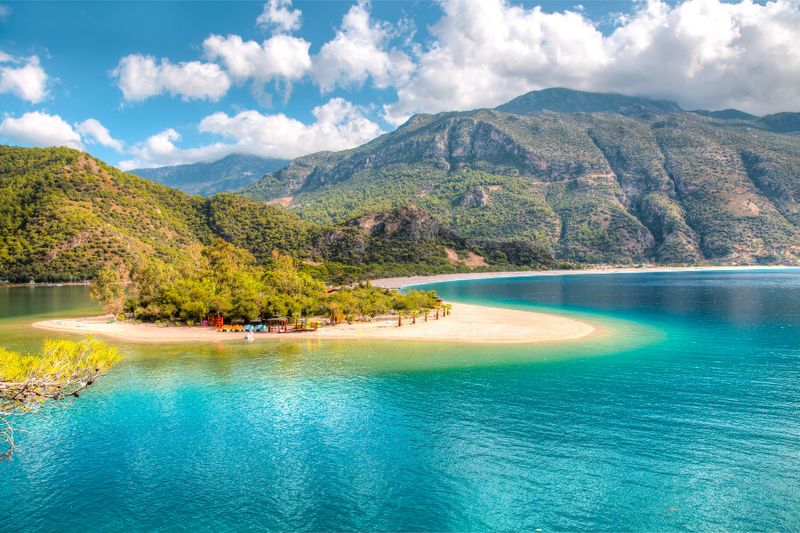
xmin=32 ymin=302 xmax=596 ymax=345
xmin=371 ymin=265 xmax=798 ymax=289
xmin=28 ymin=266 xmax=798 ymax=346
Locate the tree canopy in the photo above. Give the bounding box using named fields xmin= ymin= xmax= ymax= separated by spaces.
xmin=91 ymin=239 xmax=440 ymax=325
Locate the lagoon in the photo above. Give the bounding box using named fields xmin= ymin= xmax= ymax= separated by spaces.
xmin=1 ymin=270 xmax=799 ymax=531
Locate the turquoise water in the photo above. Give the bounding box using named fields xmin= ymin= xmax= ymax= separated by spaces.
xmin=1 ymin=271 xmax=799 ymax=531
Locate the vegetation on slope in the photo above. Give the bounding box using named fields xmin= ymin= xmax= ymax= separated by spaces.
xmin=245 ymin=89 xmax=800 ymax=266
xmin=0 ymin=146 xmax=210 ymax=282
xmin=0 ymin=146 xmax=559 ymax=283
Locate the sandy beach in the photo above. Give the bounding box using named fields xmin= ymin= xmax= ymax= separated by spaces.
xmin=371 ymin=265 xmax=797 ymax=289
xmin=32 ymin=302 xmax=595 ymax=345
xmin=30 ymin=265 xmax=798 ymax=345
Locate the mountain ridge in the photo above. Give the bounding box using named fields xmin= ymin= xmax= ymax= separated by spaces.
xmin=245 ymin=88 xmax=800 ymax=266
xmin=130 ymin=154 xmax=289 ymax=196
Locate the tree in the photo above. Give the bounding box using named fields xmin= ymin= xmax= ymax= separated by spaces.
xmin=0 ymin=337 xmax=119 ymax=460
xmin=89 ymin=262 xmax=129 ymax=314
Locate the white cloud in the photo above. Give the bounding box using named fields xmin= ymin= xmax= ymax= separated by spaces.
xmin=0 ymin=112 xmax=82 ymax=149
xmin=118 ymin=128 xmax=233 ymax=170
xmin=112 ymin=54 xmax=231 ymax=102
xmin=257 ymin=0 xmax=301 ymax=33
xmin=0 ymin=54 xmax=48 ymax=103
xmin=382 ymin=0 xmax=800 ymax=124
xmin=0 ymin=4 xmax=10 ymax=20
xmin=312 ymin=0 xmax=414 ymax=92
xmin=76 ymin=118 xmax=124 ymax=152
xmin=599 ymin=0 xmax=800 ymax=115
xmin=119 ymin=97 xmax=382 ymax=169
xmin=203 ymin=33 xmax=311 ymax=84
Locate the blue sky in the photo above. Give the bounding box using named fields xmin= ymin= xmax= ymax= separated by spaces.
xmin=1 ymin=0 xmax=798 ymax=169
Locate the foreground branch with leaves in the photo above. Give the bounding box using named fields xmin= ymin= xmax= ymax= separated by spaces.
xmin=0 ymin=338 xmax=119 ymax=460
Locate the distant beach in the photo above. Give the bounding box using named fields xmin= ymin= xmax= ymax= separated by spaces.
xmin=372 ymin=265 xmax=797 ymax=289
xmin=33 ymin=302 xmax=596 ymax=345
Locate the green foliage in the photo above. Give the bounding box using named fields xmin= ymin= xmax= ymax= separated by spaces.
xmin=1 ymin=146 xmax=532 ymax=283
xmin=0 ymin=145 xmax=210 ymax=282
xmin=109 ymin=238 xmax=443 ymax=326
xmin=90 ymin=262 xmax=129 ymax=314
xmin=326 ymin=284 xmax=438 ymax=323
xmin=120 ymin=240 xmax=411 ymax=323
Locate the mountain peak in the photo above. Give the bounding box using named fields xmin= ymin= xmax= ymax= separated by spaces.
xmin=129 ymin=154 xmax=289 ymax=196
xmin=495 ymin=87 xmax=683 ymax=116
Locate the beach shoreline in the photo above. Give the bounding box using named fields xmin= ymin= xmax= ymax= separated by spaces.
xmin=371 ymin=265 xmax=797 ymax=289
xmin=32 ymin=302 xmax=596 ymax=345
xmin=30 ymin=265 xmax=798 ymax=345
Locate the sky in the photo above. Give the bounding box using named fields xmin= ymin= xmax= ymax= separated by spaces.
xmin=1 ymin=0 xmax=799 ymax=170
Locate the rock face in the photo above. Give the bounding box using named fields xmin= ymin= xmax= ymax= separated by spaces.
xmin=348 ymin=205 xmax=457 ymax=241
xmin=317 ymin=205 xmax=473 ymax=267
xmin=458 ymin=187 xmax=491 ymax=208
xmin=246 ymin=88 xmax=800 ymax=265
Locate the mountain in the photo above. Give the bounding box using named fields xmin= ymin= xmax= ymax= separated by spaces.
xmin=245 ymin=88 xmax=800 ymax=265
xmin=496 ymin=87 xmax=683 ymax=116
xmin=692 ymin=109 xmax=758 ymax=121
xmin=129 ymin=154 xmax=289 ymax=196
xmin=0 ymin=146 xmax=556 ymax=283
xmin=758 ymin=113 xmax=800 ymax=134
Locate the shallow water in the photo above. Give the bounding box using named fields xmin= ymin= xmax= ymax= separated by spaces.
xmin=1 ymin=270 xmax=799 ymax=531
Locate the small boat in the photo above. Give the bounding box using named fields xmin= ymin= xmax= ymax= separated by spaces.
xmin=244 ymin=332 xmax=255 ymax=341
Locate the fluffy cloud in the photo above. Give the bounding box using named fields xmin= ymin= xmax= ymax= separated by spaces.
xmin=383 ymin=0 xmax=800 ymax=124
xmin=203 ymin=33 xmax=311 ymax=85
xmin=256 ymin=0 xmax=301 ymax=33
xmin=0 ymin=112 xmax=82 ymax=149
xmin=312 ymin=1 xmax=414 ymax=92
xmin=0 ymin=5 xmax=9 ymax=20
xmin=119 ymin=98 xmax=382 ymax=169
xmin=112 ymin=54 xmax=231 ymax=102
xmin=599 ymin=0 xmax=800 ymax=115
xmin=76 ymin=119 xmax=124 ymax=152
xmin=0 ymin=54 xmax=48 ymax=103
xmin=118 ymin=129 xmax=233 ymax=170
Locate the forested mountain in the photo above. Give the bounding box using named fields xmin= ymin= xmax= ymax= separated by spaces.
xmin=0 ymin=146 xmax=556 ymax=282
xmin=130 ymin=154 xmax=288 ymax=196
xmin=245 ymin=89 xmax=800 ymax=265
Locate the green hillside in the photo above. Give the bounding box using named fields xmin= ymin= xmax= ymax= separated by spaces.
xmin=0 ymin=146 xmax=556 ymax=283
xmin=0 ymin=146 xmax=211 ymax=281
xmin=245 ymin=90 xmax=800 ymax=265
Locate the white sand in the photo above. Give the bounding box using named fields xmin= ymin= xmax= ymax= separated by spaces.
xmin=32 ymin=302 xmax=595 ymax=345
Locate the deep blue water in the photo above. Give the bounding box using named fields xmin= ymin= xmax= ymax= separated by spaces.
xmin=1 ymin=270 xmax=799 ymax=532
